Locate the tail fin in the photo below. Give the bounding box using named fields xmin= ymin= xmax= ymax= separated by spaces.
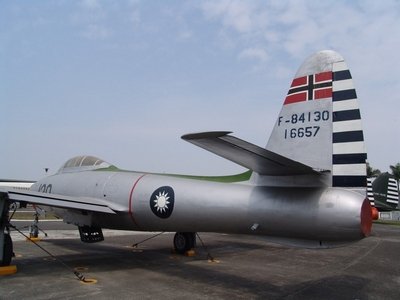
xmin=182 ymin=50 xmax=367 ymax=188
xmin=369 ymin=173 xmax=399 ymax=211
xmin=265 ymin=50 xmax=367 ymax=188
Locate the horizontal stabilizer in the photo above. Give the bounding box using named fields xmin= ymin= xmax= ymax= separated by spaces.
xmin=182 ymin=131 xmax=322 ymax=176
xmin=1 ymin=189 xmax=117 ymax=214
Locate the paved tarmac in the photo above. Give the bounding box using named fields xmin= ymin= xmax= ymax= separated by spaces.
xmin=1 ymin=222 xmax=399 ymax=299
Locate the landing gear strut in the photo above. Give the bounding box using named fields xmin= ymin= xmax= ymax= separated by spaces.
xmin=1 ymin=234 xmax=13 ymax=266
xmin=173 ymin=232 xmax=196 ymax=254
xmin=0 ymin=193 xmax=13 ymax=266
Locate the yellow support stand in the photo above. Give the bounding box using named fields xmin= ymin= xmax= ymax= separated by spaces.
xmin=0 ymin=265 xmax=17 ymax=276
xmin=26 ymin=237 xmax=41 ymax=242
xmin=80 ymin=278 xmax=98 ymax=284
xmin=185 ymin=249 xmax=196 ymax=257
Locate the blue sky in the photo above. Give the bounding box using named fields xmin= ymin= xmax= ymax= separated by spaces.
xmin=1 ymin=0 xmax=399 ymax=180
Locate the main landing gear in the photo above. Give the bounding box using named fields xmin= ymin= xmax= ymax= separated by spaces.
xmin=1 ymin=234 xmax=13 ymax=266
xmin=0 ymin=193 xmax=13 ymax=267
xmin=173 ymin=232 xmax=196 ymax=254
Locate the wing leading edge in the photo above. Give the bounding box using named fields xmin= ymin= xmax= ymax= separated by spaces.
xmin=182 ymin=131 xmax=323 ymax=176
xmin=0 ymin=189 xmax=117 ymax=214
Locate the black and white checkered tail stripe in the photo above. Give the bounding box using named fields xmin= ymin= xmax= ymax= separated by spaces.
xmin=387 ymin=178 xmax=399 ymax=205
xmin=331 ymin=61 xmax=367 ymax=187
xmin=367 ymin=177 xmax=375 ymax=206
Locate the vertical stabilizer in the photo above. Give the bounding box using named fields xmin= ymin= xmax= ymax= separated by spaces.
xmin=265 ymin=50 xmax=367 ymax=188
xmin=370 ymin=173 xmax=399 ymax=211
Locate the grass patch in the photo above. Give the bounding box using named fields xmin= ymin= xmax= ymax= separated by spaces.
xmin=374 ymin=220 xmax=400 ymax=226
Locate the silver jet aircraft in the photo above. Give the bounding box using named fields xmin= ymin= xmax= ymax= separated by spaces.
xmin=0 ymin=50 xmax=373 ymax=267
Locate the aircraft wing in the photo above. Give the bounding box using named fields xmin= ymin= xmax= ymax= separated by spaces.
xmin=0 ymin=189 xmax=117 ymax=214
xmin=182 ymin=131 xmax=323 ymax=176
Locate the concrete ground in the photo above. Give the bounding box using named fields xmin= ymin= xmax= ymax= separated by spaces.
xmin=1 ymin=222 xmax=399 ymax=299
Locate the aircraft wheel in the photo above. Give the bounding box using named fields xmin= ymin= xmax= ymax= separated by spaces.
xmin=0 ymin=234 xmax=13 ymax=266
xmin=173 ymin=232 xmax=196 ymax=254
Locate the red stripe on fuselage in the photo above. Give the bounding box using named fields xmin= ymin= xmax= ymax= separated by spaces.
xmin=128 ymin=174 xmax=146 ymax=229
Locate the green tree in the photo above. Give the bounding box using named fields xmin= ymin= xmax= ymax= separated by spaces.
xmin=367 ymin=162 xmax=381 ymax=177
xmin=389 ymin=163 xmax=400 ymax=182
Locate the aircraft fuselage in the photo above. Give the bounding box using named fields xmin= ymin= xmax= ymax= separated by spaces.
xmin=31 ymin=170 xmax=371 ymax=246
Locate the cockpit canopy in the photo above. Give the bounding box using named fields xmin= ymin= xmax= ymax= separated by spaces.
xmin=57 ymin=156 xmax=113 ymax=174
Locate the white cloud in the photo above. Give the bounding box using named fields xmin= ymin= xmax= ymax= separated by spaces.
xmin=127 ymin=0 xmax=141 ymax=28
xmin=72 ymin=0 xmax=111 ymax=40
xmin=2 ymin=1 xmax=400 ymax=178
xmin=202 ymin=0 xmax=256 ymax=33
xmin=239 ymin=47 xmax=268 ymax=62
xmin=178 ymin=30 xmax=193 ymax=40
xmin=81 ymin=23 xmax=111 ymax=39
xmin=198 ymin=0 xmax=400 ymax=171
xmin=200 ymin=1 xmax=400 ymax=65
xmin=80 ymin=0 xmax=101 ymax=10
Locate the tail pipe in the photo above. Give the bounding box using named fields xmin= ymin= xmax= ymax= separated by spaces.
xmin=361 ymin=197 xmax=373 ymax=237
xmin=371 ymin=206 xmax=379 ymax=221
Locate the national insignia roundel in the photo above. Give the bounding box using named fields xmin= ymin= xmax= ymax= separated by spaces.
xmin=150 ymin=186 xmax=175 ymax=219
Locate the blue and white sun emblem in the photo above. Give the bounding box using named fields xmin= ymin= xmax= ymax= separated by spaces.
xmin=154 ymin=190 xmax=170 ymax=213
xmin=150 ymin=186 xmax=175 ymax=218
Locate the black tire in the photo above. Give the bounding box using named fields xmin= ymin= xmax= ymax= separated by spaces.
xmin=173 ymin=232 xmax=196 ymax=254
xmin=0 ymin=234 xmax=13 ymax=266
